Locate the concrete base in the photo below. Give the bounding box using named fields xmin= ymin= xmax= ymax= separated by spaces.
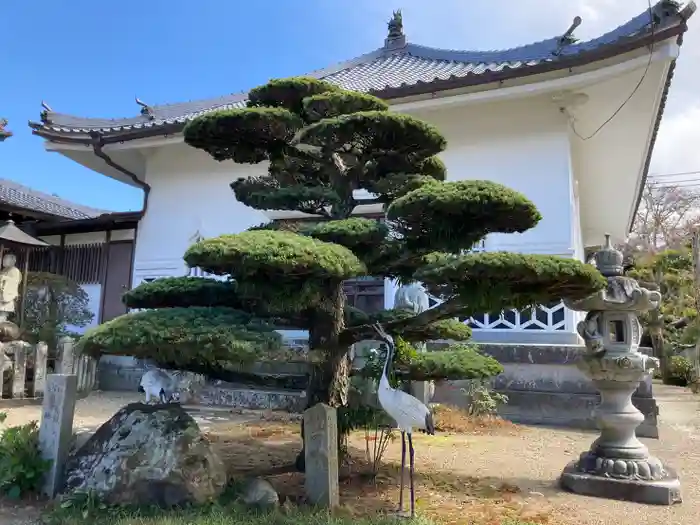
xmin=560 ymin=461 xmax=682 ymax=505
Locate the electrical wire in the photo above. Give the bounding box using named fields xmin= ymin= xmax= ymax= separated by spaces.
xmin=648 ymin=170 xmax=700 ymax=179
xmin=567 ymin=0 xmax=656 ymax=141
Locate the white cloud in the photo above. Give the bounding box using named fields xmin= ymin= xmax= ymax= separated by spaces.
xmin=651 ymin=104 xmax=700 ymax=176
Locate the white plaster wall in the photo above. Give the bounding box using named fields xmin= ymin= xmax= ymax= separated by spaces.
xmin=39 ymin=230 xmax=135 ymax=246
xmin=133 ymin=94 xmax=578 ymax=285
xmin=408 ymin=96 xmax=576 ymax=256
xmin=132 ymin=146 xmax=270 ymax=285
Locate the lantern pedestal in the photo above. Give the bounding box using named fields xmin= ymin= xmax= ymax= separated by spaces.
xmin=560 ymin=235 xmax=682 ymax=505
xmin=559 ymin=354 xmax=681 ymax=504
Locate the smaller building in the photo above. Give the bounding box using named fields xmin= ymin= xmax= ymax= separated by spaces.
xmin=0 ymin=178 xmax=139 ymax=330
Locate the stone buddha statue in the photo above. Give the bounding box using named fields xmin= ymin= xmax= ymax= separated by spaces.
xmin=0 ymin=253 xmax=22 ymax=322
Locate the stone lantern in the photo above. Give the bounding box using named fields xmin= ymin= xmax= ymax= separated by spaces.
xmin=559 ymin=235 xmax=681 ymax=505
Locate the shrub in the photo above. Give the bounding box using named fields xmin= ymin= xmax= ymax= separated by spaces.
xmin=461 ymin=380 xmax=508 ymax=417
xmin=21 ymin=272 xmax=94 ymax=347
xmin=359 ymin=341 xmax=503 ymax=382
xmin=0 ymin=421 xmax=51 ymax=498
xmin=666 ymin=355 xmax=694 ymax=386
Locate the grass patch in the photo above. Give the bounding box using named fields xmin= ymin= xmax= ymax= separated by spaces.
xmin=46 ymin=489 xmax=543 ymax=525
xmin=47 ymin=500 xmax=436 ymax=525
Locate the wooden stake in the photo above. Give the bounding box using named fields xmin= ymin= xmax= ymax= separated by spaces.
xmin=691 ymin=225 xmax=700 ymax=386
xmin=17 ymin=248 xmax=29 ymax=330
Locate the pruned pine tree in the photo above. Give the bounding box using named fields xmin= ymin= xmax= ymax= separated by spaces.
xmin=79 ymin=77 xmax=604 ymax=411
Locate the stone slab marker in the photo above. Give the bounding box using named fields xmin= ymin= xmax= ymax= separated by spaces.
xmin=32 ymin=342 xmax=48 ymax=398
xmin=38 ymin=374 xmax=78 ymax=497
xmin=303 ymin=403 xmax=339 ymax=508
xmin=58 ymin=336 xmax=74 ymax=375
xmin=10 ymin=341 xmax=29 ymax=398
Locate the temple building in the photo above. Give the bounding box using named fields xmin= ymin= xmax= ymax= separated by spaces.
xmin=28 ymin=1 xmax=696 ymax=346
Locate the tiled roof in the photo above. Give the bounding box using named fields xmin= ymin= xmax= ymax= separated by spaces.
xmin=29 ymin=1 xmax=695 ymax=140
xmin=0 ymin=178 xmax=108 ymax=220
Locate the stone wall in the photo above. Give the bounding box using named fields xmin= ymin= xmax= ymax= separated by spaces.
xmin=431 ymin=343 xmax=659 ymax=439
xmin=98 ymin=341 xmax=660 ymax=439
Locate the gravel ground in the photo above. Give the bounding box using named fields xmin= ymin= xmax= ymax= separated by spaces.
xmin=410 ymin=382 xmax=700 ymax=525
xmin=1 ymin=385 xmax=699 ymax=525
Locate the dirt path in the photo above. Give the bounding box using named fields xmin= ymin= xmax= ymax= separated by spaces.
xmin=1 ymin=385 xmax=699 ymax=525
xmin=405 ymin=382 xmax=700 ymax=525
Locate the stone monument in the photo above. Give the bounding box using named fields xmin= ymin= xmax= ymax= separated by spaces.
xmin=38 ymin=374 xmax=78 ymax=497
xmin=560 ymin=235 xmax=681 ymax=505
xmin=303 ymin=403 xmax=339 ymax=508
xmin=394 ymin=282 xmax=434 ymax=404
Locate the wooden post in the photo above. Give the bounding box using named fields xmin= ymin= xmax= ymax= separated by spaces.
xmin=691 ymin=225 xmax=700 ymax=386
xmin=17 ymin=247 xmax=30 ymax=329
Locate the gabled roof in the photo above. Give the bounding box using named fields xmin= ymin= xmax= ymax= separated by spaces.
xmin=29 ymin=1 xmax=695 ymax=143
xmin=0 ymin=178 xmax=108 ymax=220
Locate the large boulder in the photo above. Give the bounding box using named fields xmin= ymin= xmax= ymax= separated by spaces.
xmin=60 ymin=403 xmax=227 ymax=507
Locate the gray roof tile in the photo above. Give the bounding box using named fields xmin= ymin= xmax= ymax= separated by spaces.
xmin=29 ymin=1 xmax=695 ymax=139
xmin=0 ymin=179 xmax=108 ymax=220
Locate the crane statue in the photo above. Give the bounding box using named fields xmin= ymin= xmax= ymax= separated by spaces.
xmin=372 ymin=322 xmax=435 ymax=518
xmin=394 ymin=282 xmax=430 ymax=314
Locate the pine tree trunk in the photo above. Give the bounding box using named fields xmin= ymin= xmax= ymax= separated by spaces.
xmin=306 ymin=282 xmax=349 ymax=407
xmin=296 ymin=282 xmax=350 ymax=471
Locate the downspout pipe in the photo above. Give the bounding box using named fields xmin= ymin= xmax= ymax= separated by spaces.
xmin=89 ymin=130 xmax=151 ymax=214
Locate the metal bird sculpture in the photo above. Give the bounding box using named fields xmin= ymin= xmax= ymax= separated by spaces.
xmin=372 ymin=322 xmax=435 ymax=518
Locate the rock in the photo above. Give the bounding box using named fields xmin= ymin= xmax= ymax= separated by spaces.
xmin=60 ymin=402 xmax=227 ymax=507
xmin=240 ymin=477 xmax=279 ymax=508
xmin=68 ymin=430 xmax=93 ymax=457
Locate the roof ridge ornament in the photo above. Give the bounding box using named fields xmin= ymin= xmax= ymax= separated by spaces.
xmin=385 ymin=9 xmax=406 ymax=50
xmin=654 ymin=1 xmax=683 ymax=25
xmin=553 ymin=16 xmax=582 ymax=56
xmin=40 ymin=101 xmax=53 ymax=124
xmin=135 ymin=97 xmax=155 ymax=120
xmin=0 ymin=119 xmax=11 ymax=142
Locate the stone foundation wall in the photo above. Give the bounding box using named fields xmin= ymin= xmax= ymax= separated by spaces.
xmin=432 ymin=343 xmax=659 ymax=439
xmin=97 ymin=342 xmax=660 ymax=439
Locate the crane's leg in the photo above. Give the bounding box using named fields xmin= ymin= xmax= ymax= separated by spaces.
xmin=398 ymin=430 xmax=406 ymax=513
xmin=408 ymin=433 xmax=416 ymax=518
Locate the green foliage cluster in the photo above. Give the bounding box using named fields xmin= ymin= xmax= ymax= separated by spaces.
xmin=79 ymin=307 xmax=282 ymax=370
xmin=388 ymin=180 xmax=542 ymax=252
xmin=22 ymin=272 xmax=94 ymax=347
xmin=82 ymin=74 xmax=605 ymax=409
xmin=47 ymin=495 xmax=450 ymax=525
xmin=628 ymin=249 xmax=697 ymax=346
xmin=359 ymin=340 xmax=503 ymax=382
xmin=461 ymin=381 xmax=509 ymax=417
xmin=0 ymin=421 xmax=51 ymax=498
xmin=665 ymin=355 xmax=694 ymax=386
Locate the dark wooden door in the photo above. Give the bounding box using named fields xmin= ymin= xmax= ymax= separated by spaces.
xmin=101 ymin=241 xmax=134 ymax=322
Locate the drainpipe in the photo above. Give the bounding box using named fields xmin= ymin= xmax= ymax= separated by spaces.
xmin=88 ymin=131 xmax=151 ymax=296
xmin=89 ymin=131 xmax=151 ymax=214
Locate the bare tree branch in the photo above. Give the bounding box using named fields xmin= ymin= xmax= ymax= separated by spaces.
xmin=625 ymin=181 xmax=700 ymax=256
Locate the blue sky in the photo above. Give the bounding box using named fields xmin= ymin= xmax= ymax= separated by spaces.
xmin=1 ymin=1 xmax=698 ymax=212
